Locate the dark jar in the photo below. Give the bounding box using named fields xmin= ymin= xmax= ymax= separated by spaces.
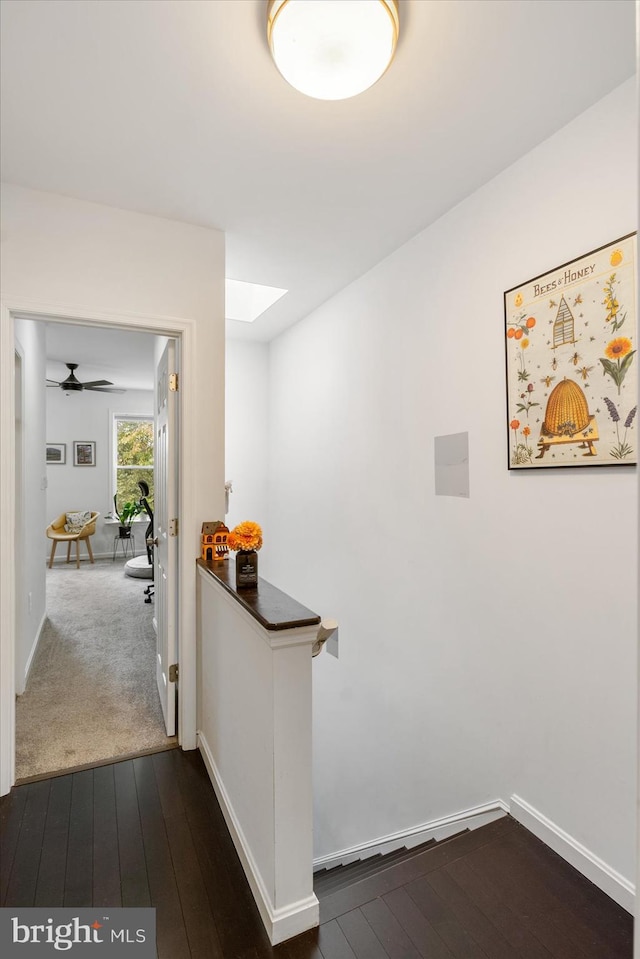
xmin=235 ymin=550 xmax=258 ymax=589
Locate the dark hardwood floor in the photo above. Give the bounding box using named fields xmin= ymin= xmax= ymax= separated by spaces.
xmin=1 ymin=748 xmax=633 ymax=958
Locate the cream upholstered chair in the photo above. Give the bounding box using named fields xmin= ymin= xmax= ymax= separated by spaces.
xmin=46 ymin=511 xmax=100 ymax=569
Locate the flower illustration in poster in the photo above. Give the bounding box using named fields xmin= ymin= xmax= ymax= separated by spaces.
xmin=603 ymin=398 xmax=637 ymax=461
xmin=600 ymin=337 xmax=635 ymax=395
xmin=504 ymin=233 xmax=637 ymax=469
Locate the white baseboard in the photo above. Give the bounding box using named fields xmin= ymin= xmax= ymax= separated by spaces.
xmin=509 ymin=794 xmax=634 ymax=914
xmin=191 ymin=741 xmax=635 ymax=925
xmin=17 ymin=609 xmax=47 ymax=695
xmin=197 ymin=732 xmax=319 ymax=945
xmin=313 ymin=800 xmax=509 ymax=871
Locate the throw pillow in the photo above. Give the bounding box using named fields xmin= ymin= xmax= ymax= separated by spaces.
xmin=65 ymin=510 xmax=91 ymax=533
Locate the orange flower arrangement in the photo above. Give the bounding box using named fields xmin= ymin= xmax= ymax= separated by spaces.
xmin=227 ymin=521 xmax=263 ymax=552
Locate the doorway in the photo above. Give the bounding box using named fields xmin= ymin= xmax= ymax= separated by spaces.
xmin=1 ymin=303 xmax=198 ymax=795
xmin=14 ymin=348 xmax=24 ymax=697
xmin=15 ymin=320 xmax=178 ymax=781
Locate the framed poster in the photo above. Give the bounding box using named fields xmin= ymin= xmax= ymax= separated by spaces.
xmin=73 ymin=440 xmax=96 ymax=467
xmin=46 ymin=443 xmax=66 ymax=465
xmin=505 ymin=232 xmax=637 ymax=469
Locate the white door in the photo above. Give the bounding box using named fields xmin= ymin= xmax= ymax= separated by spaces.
xmin=155 ymin=340 xmax=178 ymax=735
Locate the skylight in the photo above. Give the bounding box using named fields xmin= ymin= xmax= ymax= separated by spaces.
xmin=225 ymin=278 xmax=288 ymax=323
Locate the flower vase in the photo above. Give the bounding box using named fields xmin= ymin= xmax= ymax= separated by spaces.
xmin=235 ymin=549 xmax=258 ymax=589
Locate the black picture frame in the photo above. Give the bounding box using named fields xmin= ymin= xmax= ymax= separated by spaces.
xmin=505 ymin=232 xmax=637 ymax=469
xmin=73 ymin=441 xmax=96 ymax=467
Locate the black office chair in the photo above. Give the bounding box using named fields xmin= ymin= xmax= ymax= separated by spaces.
xmin=138 ymin=480 xmax=154 ymax=602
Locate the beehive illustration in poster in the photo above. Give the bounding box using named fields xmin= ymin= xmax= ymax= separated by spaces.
xmin=505 ymin=233 xmax=637 ymax=469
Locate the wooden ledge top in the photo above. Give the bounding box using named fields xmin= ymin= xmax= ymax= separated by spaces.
xmin=197 ymin=558 xmax=321 ymax=632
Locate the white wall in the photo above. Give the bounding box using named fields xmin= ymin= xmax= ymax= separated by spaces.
xmin=225 ymin=340 xmax=270 ymax=555
xmin=1 ymin=183 xmax=225 ymax=533
xmin=0 ymin=183 xmax=225 ymax=772
xmin=267 ymin=78 xmax=638 ymax=888
xmin=13 ymin=317 xmax=47 ymax=694
xmin=46 ymin=387 xmax=154 ymax=558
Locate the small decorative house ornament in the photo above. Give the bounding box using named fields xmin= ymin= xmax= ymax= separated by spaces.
xmin=201 ymin=521 xmax=229 ymax=562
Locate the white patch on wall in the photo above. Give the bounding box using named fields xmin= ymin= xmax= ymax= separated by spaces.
xmin=434 ymin=432 xmax=469 ymax=498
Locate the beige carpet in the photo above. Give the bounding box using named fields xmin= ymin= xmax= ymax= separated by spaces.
xmin=16 ymin=559 xmax=176 ymax=781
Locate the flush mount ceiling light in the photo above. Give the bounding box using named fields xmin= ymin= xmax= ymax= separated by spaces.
xmin=266 ymin=0 xmax=399 ymax=101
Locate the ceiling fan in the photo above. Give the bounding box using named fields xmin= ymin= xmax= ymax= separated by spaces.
xmin=46 ymin=363 xmax=126 ymax=394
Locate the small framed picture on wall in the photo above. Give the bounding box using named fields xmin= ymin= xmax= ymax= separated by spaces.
xmin=46 ymin=443 xmax=66 ymax=465
xmin=73 ymin=441 xmax=96 ymax=467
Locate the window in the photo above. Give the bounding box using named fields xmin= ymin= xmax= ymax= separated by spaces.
xmin=113 ymin=416 xmax=154 ymax=507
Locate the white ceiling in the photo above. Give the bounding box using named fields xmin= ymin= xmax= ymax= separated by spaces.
xmin=44 ymin=323 xmax=157 ymax=392
xmin=1 ymin=0 xmax=637 ymax=380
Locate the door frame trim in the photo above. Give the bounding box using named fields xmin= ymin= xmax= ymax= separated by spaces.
xmin=0 ymin=297 xmax=197 ymax=795
xmin=13 ymin=341 xmax=25 ymax=697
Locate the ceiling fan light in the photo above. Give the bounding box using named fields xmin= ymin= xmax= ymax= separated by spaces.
xmin=267 ymin=0 xmax=399 ymax=101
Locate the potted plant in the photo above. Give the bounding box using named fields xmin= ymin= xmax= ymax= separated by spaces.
xmin=113 ymin=496 xmax=142 ymax=538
